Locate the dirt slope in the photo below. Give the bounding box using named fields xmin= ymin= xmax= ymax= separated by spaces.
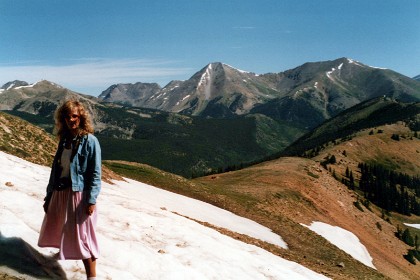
xmin=195 ymin=122 xmax=420 ymax=279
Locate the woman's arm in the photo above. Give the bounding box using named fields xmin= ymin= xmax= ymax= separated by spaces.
xmin=87 ymin=135 xmax=102 ymax=205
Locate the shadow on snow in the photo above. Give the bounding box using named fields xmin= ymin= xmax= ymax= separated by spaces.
xmin=0 ymin=231 xmax=67 ymax=279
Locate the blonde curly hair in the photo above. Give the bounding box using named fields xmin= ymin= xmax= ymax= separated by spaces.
xmin=54 ymin=99 xmax=94 ymax=140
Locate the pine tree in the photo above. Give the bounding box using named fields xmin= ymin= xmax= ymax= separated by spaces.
xmin=402 ymin=228 xmax=415 ymax=246
xmin=349 ymin=171 xmax=355 ymax=189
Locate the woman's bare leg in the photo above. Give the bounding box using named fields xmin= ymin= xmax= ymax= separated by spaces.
xmin=82 ymin=257 xmax=96 ymax=278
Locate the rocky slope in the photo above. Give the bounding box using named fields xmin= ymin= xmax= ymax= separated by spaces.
xmin=98 ymin=82 xmax=161 ymax=106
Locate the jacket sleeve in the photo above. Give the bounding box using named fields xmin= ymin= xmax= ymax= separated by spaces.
xmin=87 ymin=135 xmax=102 ymax=204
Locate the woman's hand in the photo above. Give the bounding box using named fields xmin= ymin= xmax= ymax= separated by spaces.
xmin=43 ymin=200 xmax=49 ymax=213
xmin=87 ymin=204 xmax=96 ymax=216
xmin=43 ymin=193 xmax=52 ymax=213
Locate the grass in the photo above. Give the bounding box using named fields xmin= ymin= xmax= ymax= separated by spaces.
xmin=103 ymin=160 xmax=260 ymax=210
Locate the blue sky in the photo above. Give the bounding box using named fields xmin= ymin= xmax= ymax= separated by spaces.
xmin=1 ymin=0 xmax=419 ymax=96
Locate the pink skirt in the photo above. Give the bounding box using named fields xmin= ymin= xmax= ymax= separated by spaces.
xmin=38 ymin=188 xmax=100 ymax=260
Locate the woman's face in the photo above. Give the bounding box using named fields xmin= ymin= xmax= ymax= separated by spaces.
xmin=65 ymin=107 xmax=81 ymax=134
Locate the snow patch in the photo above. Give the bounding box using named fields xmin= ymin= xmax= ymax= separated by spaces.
xmin=368 ymin=65 xmax=388 ymax=70
xmin=347 ymin=58 xmax=364 ymax=67
xmin=302 ymin=221 xmax=375 ymax=269
xmin=314 ymin=82 xmax=318 ymax=89
xmin=338 ymin=63 xmax=344 ymax=70
xmin=15 ymin=84 xmax=36 ymax=90
xmin=404 ymin=223 xmax=420 ymax=230
xmin=198 ymin=64 xmax=213 ymax=100
xmin=348 ymin=58 xmax=386 ymax=70
xmin=0 ymin=151 xmax=331 ymax=280
xmin=222 ymin=63 xmax=252 ymax=74
xmin=198 ymin=64 xmax=212 ymax=88
xmin=6 ymin=83 xmax=16 ymax=90
xmin=181 ymin=94 xmax=190 ymax=102
xmin=326 ymin=68 xmax=336 ymax=79
xmin=11 ymin=80 xmax=45 ymax=90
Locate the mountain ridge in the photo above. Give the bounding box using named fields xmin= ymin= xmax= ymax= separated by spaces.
xmin=97 ymin=58 xmax=420 ymax=128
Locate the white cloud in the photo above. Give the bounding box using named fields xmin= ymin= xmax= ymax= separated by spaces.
xmin=0 ymin=58 xmax=192 ymax=95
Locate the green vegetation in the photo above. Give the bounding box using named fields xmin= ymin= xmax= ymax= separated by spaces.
xmin=95 ymin=105 xmax=304 ymax=178
xmin=358 ymin=163 xmax=420 ymax=216
xmin=320 ymin=154 xmax=336 ymax=168
xmin=282 ymin=98 xmax=420 ymax=157
xmin=353 ymin=200 xmax=364 ymax=212
xmin=391 ymin=134 xmax=400 ymax=141
xmin=102 ymin=161 xmax=197 ymax=193
xmin=395 ymin=226 xmax=420 ymax=265
xmin=98 ymin=116 xmax=267 ymax=178
xmin=3 ymin=110 xmax=54 ymax=133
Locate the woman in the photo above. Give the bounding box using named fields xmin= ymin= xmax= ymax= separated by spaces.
xmin=38 ymin=100 xmax=101 ymax=280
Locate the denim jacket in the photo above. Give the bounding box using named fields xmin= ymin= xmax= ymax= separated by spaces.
xmin=46 ymin=134 xmax=102 ymax=204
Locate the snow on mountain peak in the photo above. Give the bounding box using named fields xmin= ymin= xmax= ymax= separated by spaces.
xmin=347 ymin=58 xmax=387 ymax=70
xmin=198 ymin=64 xmax=213 ymax=88
xmin=14 ymin=81 xmax=40 ymax=90
xmin=222 ymin=63 xmax=255 ymax=75
xmin=197 ymin=64 xmax=215 ymax=100
xmin=347 ymin=58 xmax=364 ymax=67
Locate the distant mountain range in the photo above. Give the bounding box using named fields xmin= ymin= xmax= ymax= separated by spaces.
xmin=99 ymin=57 xmax=420 ymax=128
xmin=0 ymin=80 xmax=295 ymax=177
xmin=1 ymin=57 xmax=419 ymax=176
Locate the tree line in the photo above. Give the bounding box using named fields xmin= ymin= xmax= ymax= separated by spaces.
xmin=357 ymin=163 xmax=420 ymax=216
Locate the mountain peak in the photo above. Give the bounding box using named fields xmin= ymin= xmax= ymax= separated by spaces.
xmin=1 ymin=80 xmax=29 ymax=90
xmin=98 ymin=82 xmax=161 ymax=105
